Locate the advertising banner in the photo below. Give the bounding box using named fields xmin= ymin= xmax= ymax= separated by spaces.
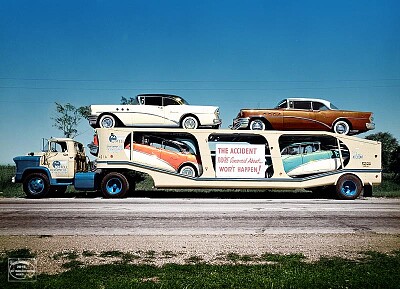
xmin=216 ymin=144 xmax=266 ymax=178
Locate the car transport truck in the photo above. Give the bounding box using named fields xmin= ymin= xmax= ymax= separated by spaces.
xmin=13 ymin=128 xmax=382 ymax=200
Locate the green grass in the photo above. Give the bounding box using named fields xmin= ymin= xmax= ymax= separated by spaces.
xmin=1 ymin=249 xmax=400 ymax=288
xmin=0 ymin=165 xmax=24 ymax=198
xmin=374 ymin=174 xmax=400 ymax=197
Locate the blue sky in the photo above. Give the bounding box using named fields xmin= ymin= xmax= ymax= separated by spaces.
xmin=1 ymin=0 xmax=399 ymax=164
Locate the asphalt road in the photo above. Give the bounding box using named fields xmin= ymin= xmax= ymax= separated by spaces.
xmin=1 ymin=198 xmax=399 ymax=236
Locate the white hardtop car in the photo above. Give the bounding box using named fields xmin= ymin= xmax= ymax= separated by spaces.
xmin=89 ymin=94 xmax=221 ymax=129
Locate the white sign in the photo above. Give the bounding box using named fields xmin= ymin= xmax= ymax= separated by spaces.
xmin=216 ymin=144 xmax=266 ymax=178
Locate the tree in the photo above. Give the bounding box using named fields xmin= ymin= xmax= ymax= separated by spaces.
xmin=389 ymin=146 xmax=400 ymax=178
xmin=52 ymin=103 xmax=90 ymax=138
xmin=120 ymin=96 xmax=137 ymax=105
xmin=365 ymin=132 xmax=399 ymax=172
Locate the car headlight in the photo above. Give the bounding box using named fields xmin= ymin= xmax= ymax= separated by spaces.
xmin=215 ymin=108 xmax=220 ymax=118
xmin=370 ymin=114 xmax=374 ymax=122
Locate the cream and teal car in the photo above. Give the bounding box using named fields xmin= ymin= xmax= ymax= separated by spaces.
xmin=281 ymin=142 xmax=346 ymax=177
xmin=89 ymin=94 xmax=221 ymax=129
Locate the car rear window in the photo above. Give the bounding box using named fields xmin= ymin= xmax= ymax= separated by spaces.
xmin=312 ymin=102 xmax=329 ymax=111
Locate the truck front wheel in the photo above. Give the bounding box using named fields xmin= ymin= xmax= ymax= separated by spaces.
xmin=101 ymin=172 xmax=129 ymax=198
xmin=23 ymin=173 xmax=50 ymax=198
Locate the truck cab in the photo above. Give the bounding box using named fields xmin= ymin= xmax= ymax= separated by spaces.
xmin=13 ymin=138 xmax=89 ymax=198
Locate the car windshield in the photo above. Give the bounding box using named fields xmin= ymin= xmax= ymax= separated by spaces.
xmin=275 ymin=99 xmax=287 ymax=109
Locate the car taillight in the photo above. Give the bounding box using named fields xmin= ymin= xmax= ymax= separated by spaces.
xmin=93 ymin=133 xmax=99 ymax=146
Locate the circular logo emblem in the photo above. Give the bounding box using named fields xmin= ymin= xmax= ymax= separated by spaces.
xmin=109 ymin=133 xmax=118 ymax=143
xmin=52 ymin=161 xmax=61 ymax=168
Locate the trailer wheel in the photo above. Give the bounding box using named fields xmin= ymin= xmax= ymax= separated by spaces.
xmin=335 ymin=174 xmax=362 ymax=200
xmin=23 ymin=173 xmax=50 ymax=198
xmin=101 ymin=172 xmax=129 ymax=198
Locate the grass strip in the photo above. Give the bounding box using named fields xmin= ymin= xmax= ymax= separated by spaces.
xmin=1 ymin=250 xmax=399 ymax=288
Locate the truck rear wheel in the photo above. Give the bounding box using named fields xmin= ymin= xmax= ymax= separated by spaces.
xmin=335 ymin=174 xmax=362 ymax=200
xmin=23 ymin=173 xmax=50 ymax=198
xmin=101 ymin=172 xmax=129 ymax=198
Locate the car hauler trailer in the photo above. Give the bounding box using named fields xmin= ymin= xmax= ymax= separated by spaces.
xmin=13 ymin=128 xmax=381 ymax=200
xmin=94 ymin=128 xmax=381 ymax=200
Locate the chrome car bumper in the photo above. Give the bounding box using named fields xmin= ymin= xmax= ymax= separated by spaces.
xmin=366 ymin=122 xmax=375 ymax=130
xmin=88 ymin=115 xmax=98 ymax=127
xmin=232 ymin=117 xmax=249 ymax=130
xmin=213 ymin=118 xmax=222 ymax=125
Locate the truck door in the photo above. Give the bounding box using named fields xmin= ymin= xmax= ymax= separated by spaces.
xmin=45 ymin=141 xmax=75 ymax=179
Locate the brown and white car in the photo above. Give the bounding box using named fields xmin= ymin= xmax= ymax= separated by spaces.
xmin=232 ymin=98 xmax=375 ymax=135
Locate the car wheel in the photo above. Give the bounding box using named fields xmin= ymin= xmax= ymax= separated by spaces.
xmin=333 ymin=120 xmax=350 ymax=135
xmin=179 ymin=165 xmax=197 ymax=177
xmin=335 ymin=174 xmax=362 ymax=200
xmin=23 ymin=173 xmax=50 ymax=198
xmin=99 ymin=114 xmax=116 ymax=128
xmin=101 ymin=172 xmax=129 ymax=198
xmin=249 ymin=119 xmax=266 ymax=130
xmin=181 ymin=116 xmax=199 ymax=129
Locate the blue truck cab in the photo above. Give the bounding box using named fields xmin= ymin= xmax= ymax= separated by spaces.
xmin=13 ymin=138 xmax=98 ymax=198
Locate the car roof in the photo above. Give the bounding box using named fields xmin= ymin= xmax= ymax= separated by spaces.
xmin=286 ymin=141 xmax=321 ymax=147
xmin=286 ymin=98 xmax=332 ymax=107
xmin=137 ymin=94 xmax=181 ymax=98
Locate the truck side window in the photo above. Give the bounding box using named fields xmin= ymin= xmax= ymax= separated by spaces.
xmin=50 ymin=142 xmax=67 ymax=152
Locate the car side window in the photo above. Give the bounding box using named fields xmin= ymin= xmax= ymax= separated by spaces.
xmin=163 ymin=97 xmax=179 ymax=106
xmin=293 ymin=101 xmax=311 ymax=110
xmin=312 ymin=102 xmax=329 ymax=111
xmin=145 ymin=96 xmax=162 ymax=106
xmin=163 ymin=141 xmax=180 ymax=153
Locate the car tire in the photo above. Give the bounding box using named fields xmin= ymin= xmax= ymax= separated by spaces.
xmin=249 ymin=119 xmax=266 ymax=130
xmin=181 ymin=116 xmax=199 ymax=129
xmin=101 ymin=172 xmax=129 ymax=198
xmin=23 ymin=173 xmax=50 ymax=198
xmin=333 ymin=120 xmax=350 ymax=135
xmin=179 ymin=165 xmax=197 ymax=177
xmin=335 ymin=174 xmax=362 ymax=200
xmin=99 ymin=114 xmax=117 ymax=128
